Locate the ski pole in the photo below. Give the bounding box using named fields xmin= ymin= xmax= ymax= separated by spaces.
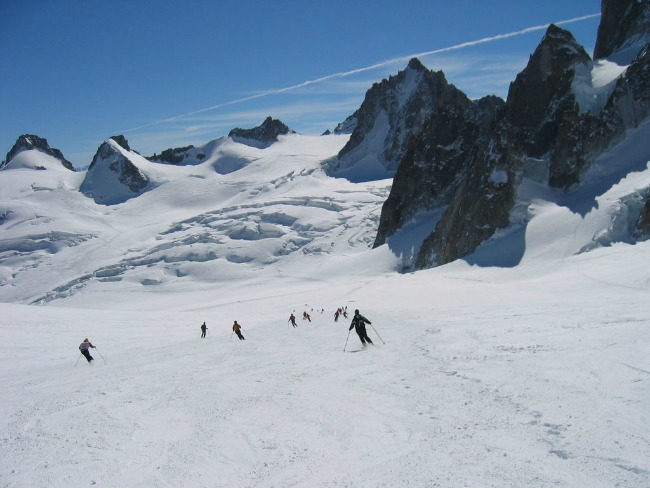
xmin=370 ymin=324 xmax=385 ymax=344
xmin=230 ymin=330 xmax=234 ymax=341
xmin=343 ymin=329 xmax=351 ymax=352
xmin=74 ymin=354 xmax=82 ymax=367
xmin=94 ymin=348 xmax=107 ymax=364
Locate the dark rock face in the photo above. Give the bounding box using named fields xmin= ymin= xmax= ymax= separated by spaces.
xmin=228 ymin=117 xmax=294 ymax=147
xmin=334 ymin=58 xmax=470 ymax=175
xmin=149 ymin=145 xmax=196 ymax=165
xmin=81 ymin=136 xmax=149 ymax=204
xmin=594 ymin=0 xmax=650 ymax=60
xmin=110 ymin=158 xmax=149 ymax=194
xmin=109 ymin=135 xmax=131 ymax=152
xmin=417 ymin=140 xmax=516 ymax=267
xmin=637 ymin=198 xmax=650 ymax=238
xmin=505 ymin=25 xmax=591 ymax=157
xmin=2 ymin=134 xmax=75 ymax=171
xmin=411 ymin=111 xmax=517 ymax=267
xmin=373 ymin=96 xmax=504 ymax=248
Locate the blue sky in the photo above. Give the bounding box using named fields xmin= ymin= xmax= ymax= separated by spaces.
xmin=1 ymin=0 xmax=601 ymax=167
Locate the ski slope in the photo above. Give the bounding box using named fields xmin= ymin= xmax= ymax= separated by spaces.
xmin=1 ymin=132 xmax=649 ymax=487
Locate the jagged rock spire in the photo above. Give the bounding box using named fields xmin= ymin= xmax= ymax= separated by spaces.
xmin=334 ymin=57 xmax=470 ymax=179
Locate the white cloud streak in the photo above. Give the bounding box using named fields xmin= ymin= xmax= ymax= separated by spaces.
xmin=123 ymin=13 xmax=600 ymax=134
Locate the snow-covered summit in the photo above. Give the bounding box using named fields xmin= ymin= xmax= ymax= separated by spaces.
xmin=1 ymin=134 xmax=74 ymax=171
xmin=80 ymin=137 xmax=153 ymax=205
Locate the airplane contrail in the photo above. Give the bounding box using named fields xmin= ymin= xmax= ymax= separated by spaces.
xmin=124 ymin=13 xmax=600 ymax=133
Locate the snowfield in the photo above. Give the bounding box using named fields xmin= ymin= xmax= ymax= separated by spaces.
xmin=1 ymin=131 xmax=649 ymax=487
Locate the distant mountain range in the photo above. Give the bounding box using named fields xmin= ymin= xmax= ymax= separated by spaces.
xmin=1 ymin=0 xmax=649 ymax=295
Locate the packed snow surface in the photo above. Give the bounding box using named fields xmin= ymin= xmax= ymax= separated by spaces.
xmin=0 ymin=133 xmax=649 ymax=487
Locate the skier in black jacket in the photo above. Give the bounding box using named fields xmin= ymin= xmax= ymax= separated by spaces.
xmin=349 ymin=309 xmax=373 ymax=346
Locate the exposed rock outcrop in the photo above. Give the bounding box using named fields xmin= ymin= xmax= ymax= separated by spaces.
xmin=149 ymin=145 xmax=198 ymax=165
xmin=637 ymin=198 xmax=650 ymax=238
xmin=228 ymin=117 xmax=294 ymax=148
xmin=2 ymin=134 xmax=74 ymax=171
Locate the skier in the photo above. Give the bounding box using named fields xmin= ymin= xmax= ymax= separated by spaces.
xmin=349 ymin=309 xmax=373 ymax=346
xmin=200 ymin=322 xmax=207 ymax=338
xmin=303 ymin=311 xmax=311 ymax=322
xmin=289 ymin=313 xmax=297 ymax=328
xmin=232 ymin=321 xmax=245 ymax=340
xmin=79 ymin=338 xmax=96 ymax=363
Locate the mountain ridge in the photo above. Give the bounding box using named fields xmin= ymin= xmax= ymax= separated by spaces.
xmin=1 ymin=0 xmax=650 ymax=301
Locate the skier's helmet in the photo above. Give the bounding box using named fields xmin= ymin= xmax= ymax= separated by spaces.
xmin=354 ymin=309 xmax=359 ymax=315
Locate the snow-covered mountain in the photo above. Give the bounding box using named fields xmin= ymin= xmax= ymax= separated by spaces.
xmin=1 ymin=134 xmax=74 ymax=171
xmin=364 ymin=0 xmax=650 ymax=269
xmin=0 ymin=131 xmax=392 ymax=306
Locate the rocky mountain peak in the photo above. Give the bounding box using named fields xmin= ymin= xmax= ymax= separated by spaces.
xmin=405 ymin=57 xmax=427 ymax=72
xmin=504 ymin=24 xmax=591 ymax=157
xmin=88 ymin=137 xmax=133 ymax=170
xmin=594 ymin=0 xmax=650 ymax=62
xmin=2 ymin=134 xmax=74 ymax=171
xmin=228 ymin=117 xmax=294 ymax=148
xmin=332 ymin=58 xmax=470 ymax=179
xmin=109 ymin=135 xmax=131 ymax=152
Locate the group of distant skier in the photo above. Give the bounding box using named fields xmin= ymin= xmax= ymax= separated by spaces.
xmin=77 ymin=307 xmax=377 ymax=364
xmin=197 ymin=306 xmax=375 ymax=347
xmin=334 ymin=307 xmax=348 ymax=322
xmin=290 ymin=306 xmax=375 ymax=347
